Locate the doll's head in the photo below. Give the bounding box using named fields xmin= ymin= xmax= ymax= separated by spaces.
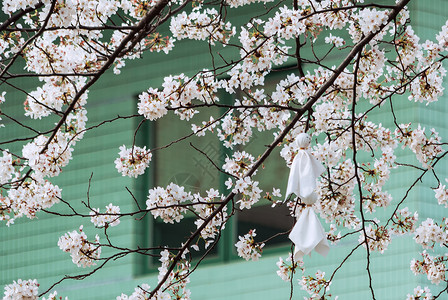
xmin=296 ymin=132 xmax=311 ymax=149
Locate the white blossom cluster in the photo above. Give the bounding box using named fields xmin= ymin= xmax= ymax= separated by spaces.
xmin=357 ymin=8 xmax=388 ymax=35
xmin=409 ymin=63 xmax=446 ymax=104
xmin=434 ymin=179 xmax=448 ymax=207
xmin=116 ymin=283 xmax=171 ymax=300
xmin=0 ymin=22 xmax=24 ymax=59
xmin=362 ymin=146 xmax=396 ymax=189
xmin=358 ymin=222 xmax=391 ymax=254
xmin=395 ymin=124 xmax=443 ymax=169
xmin=255 ymin=97 xmax=291 ymax=132
xmin=2 ymin=279 xmax=67 ymax=300
xmin=142 ymin=71 xmax=219 ymax=121
xmin=191 ymin=116 xmax=218 ymax=137
xmin=391 ymin=207 xmax=418 ymax=235
xmin=237 ymin=18 xmax=290 ymax=74
xmin=0 ymin=151 xmax=15 ymax=185
xmin=115 ymin=145 xmax=152 ymax=178
xmin=146 ymin=183 xmax=192 ymax=223
xmin=225 ymin=0 xmax=274 ymax=8
xmin=406 ymin=286 xmax=432 ymax=300
xmin=170 ymin=8 xmax=235 ymax=45
xmin=232 ymin=177 xmax=262 ymax=210
xmin=144 ymin=33 xmax=175 ymax=55
xmin=25 ymin=33 xmax=100 ymax=75
xmin=108 ymin=30 xmax=134 ymax=75
xmin=1 ymin=85 xmax=86 ymax=226
xmin=363 ymin=183 xmax=392 ymax=213
xmin=156 ymin=249 xmax=191 ymax=299
xmin=276 ymin=253 xmax=304 ymax=282
xmin=410 ymin=217 xmax=448 ymax=287
xmin=299 ymin=271 xmax=335 ymax=300
xmin=2 ymin=279 xmax=39 ymax=300
xmin=22 ymin=133 xmax=74 ymax=180
xmin=191 ymin=189 xmax=228 ymax=242
xmin=235 ymin=229 xmax=264 ymax=261
xmin=313 ymin=100 xmax=351 ymax=133
xmin=2 ymin=0 xmax=448 ymax=297
xmin=325 ymin=33 xmax=345 ymax=48
xmin=326 ymin=224 xmax=342 ymax=245
xmin=2 ymin=180 xmax=61 ymax=225
xmin=217 ymin=112 xmax=254 ymax=148
xmin=436 ymin=20 xmax=448 ymax=50
xmin=263 ymin=6 xmax=307 ymax=40
xmin=4 ymin=0 xmax=124 ymax=28
xmin=414 ymin=218 xmax=447 ymax=249
xmin=226 ymin=65 xmax=269 ymax=95
xmin=222 ymin=151 xmax=254 ymax=177
xmin=2 ymin=0 xmax=40 ymax=16
xmin=57 ymin=226 xmax=101 ymax=268
xmin=138 ymin=88 xmax=168 ymax=121
xmin=316 ymin=160 xmax=359 ymax=228
xmin=90 ymin=203 xmax=121 ymax=228
xmin=277 ymin=70 xmax=329 ymax=109
xmin=411 ymin=250 xmax=447 ymax=285
xmin=389 ymin=26 xmax=421 ymax=70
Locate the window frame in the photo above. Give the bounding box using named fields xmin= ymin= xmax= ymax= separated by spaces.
xmin=134 ymin=76 xmax=295 ymax=275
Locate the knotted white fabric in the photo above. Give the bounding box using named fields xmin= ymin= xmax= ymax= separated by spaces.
xmin=289 ymin=207 xmax=329 ymax=260
xmin=285 ymin=133 xmax=329 ymax=260
xmin=285 ymin=133 xmax=325 ymax=202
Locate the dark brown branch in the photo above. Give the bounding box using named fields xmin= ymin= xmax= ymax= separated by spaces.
xmin=350 ymin=50 xmax=376 ymax=300
xmin=0 ymin=2 xmax=45 ymax=32
xmin=150 ymin=1 xmax=412 ymax=296
xmin=0 ymin=1 xmax=57 ymax=79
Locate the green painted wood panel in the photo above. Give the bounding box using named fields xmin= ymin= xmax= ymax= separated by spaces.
xmin=2 ymin=0 xmax=448 ymax=299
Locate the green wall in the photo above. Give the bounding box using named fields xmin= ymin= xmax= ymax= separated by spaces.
xmin=1 ymin=0 xmax=448 ymax=299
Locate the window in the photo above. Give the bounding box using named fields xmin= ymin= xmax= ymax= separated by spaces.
xmin=135 ymin=73 xmax=296 ymax=274
xmin=236 ymin=129 xmax=293 ymax=248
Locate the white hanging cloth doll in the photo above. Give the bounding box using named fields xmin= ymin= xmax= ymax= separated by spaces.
xmin=285 ymin=133 xmax=329 ymax=261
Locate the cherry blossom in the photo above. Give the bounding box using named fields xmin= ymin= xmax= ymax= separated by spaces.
xmin=299 ymin=271 xmax=335 ymax=300
xmin=232 ymin=177 xmax=262 ymax=210
xmin=434 ymin=179 xmax=448 ymax=207
xmin=2 ymin=279 xmax=39 ymax=300
xmin=359 ymin=221 xmax=391 ymax=254
xmin=414 ymin=218 xmax=447 ymax=249
xmin=222 ymin=151 xmax=255 ymax=177
xmin=325 ymin=33 xmax=345 ymax=48
xmin=406 ymin=286 xmax=432 ymax=300
xmin=235 ymin=229 xmax=265 ymax=261
xmin=58 ymin=225 xmax=101 ymax=268
xmin=2 ymin=0 xmax=448 ymax=298
xmin=90 ymin=203 xmax=121 ymax=228
xmin=391 ymin=207 xmax=418 ymax=235
xmin=411 ymin=251 xmax=447 ymax=285
xmin=115 ymin=145 xmax=152 ymax=178
xmin=357 ymin=8 xmax=389 ymax=35
xmin=4 ymin=180 xmax=62 ymax=224
xmin=146 ymin=183 xmax=192 ymax=223
xmin=138 ymin=88 xmax=168 ymax=121
xmin=0 ymin=151 xmax=15 ymax=185
xmin=42 ymin=291 xmax=68 ymax=300
xmin=170 ymin=8 xmax=235 ymax=45
xmin=156 ymin=249 xmax=191 ymax=300
xmin=276 ymin=253 xmax=304 ymax=282
xmin=192 ymin=189 xmax=228 ymax=241
xmin=22 ymin=132 xmax=74 ymax=180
